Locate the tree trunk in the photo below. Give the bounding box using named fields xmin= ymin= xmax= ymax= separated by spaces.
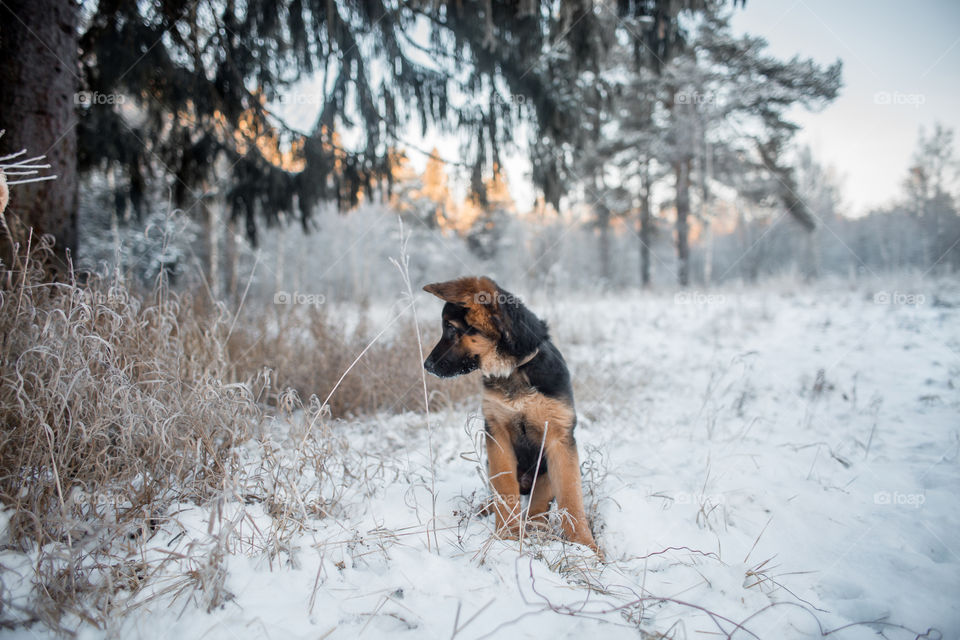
xmin=594 ymin=172 xmax=611 ymax=284
xmin=226 ymin=216 xmax=239 ymax=301
xmin=933 ymin=206 xmax=944 ymax=273
xmin=205 ymin=202 xmax=221 ymax=299
xmin=699 ymin=132 xmax=712 ymax=285
xmin=674 ymin=158 xmax=691 ymax=287
xmin=597 ymin=204 xmax=611 ymax=283
xmin=0 ymin=0 xmax=78 ymax=273
xmin=802 ymin=228 xmax=820 ymax=282
xmin=639 ymin=159 xmax=651 ymax=288
xmin=275 ymin=215 xmax=286 ymax=295
xmin=703 ymin=220 xmax=713 ymax=285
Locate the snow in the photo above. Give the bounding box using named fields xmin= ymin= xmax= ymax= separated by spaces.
xmin=3 ymin=279 xmax=958 ymax=639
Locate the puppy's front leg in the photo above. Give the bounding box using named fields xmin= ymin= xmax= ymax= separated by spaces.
xmin=546 ymin=435 xmax=598 ymax=552
xmin=485 ymin=420 xmax=521 ymax=537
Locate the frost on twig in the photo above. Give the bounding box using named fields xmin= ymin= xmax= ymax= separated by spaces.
xmin=0 ymin=128 xmax=58 ymax=216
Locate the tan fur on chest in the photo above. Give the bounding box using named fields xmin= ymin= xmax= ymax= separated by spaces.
xmin=482 ymin=385 xmax=576 ymax=441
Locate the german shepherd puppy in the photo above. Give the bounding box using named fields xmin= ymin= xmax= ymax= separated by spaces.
xmin=423 ymin=276 xmax=598 ymax=553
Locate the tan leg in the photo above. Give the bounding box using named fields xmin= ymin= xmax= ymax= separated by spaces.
xmin=546 ymin=438 xmax=597 ymax=552
xmin=527 ymin=472 xmax=554 ymax=522
xmin=485 ymin=422 xmax=522 ymax=537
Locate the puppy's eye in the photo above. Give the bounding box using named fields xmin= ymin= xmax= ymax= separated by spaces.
xmin=444 ymin=324 xmax=458 ymax=338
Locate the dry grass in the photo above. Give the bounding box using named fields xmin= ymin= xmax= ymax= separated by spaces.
xmin=0 ymin=239 xmax=472 ymax=632
xmin=0 ymin=244 xmax=261 ymax=540
xmin=0 ymin=240 xmax=263 ymax=628
xmin=225 ymin=306 xmax=475 ymax=418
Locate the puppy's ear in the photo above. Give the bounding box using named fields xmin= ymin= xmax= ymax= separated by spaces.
xmin=423 ymin=277 xmax=497 ymax=305
xmin=423 ymin=277 xmax=501 ymax=335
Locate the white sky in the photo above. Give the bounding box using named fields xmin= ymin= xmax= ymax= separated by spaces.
xmin=730 ymin=0 xmax=960 ymax=216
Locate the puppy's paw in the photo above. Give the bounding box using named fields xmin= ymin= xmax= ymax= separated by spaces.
xmin=569 ymin=531 xmax=603 ymax=561
xmin=591 ymin=542 xmax=605 ymax=562
xmin=520 ymin=517 xmax=551 ymax=532
xmin=495 ymin=522 xmax=521 ymax=540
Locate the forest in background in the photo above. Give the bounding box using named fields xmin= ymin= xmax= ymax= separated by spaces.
xmin=77 ymin=122 xmax=960 ymax=305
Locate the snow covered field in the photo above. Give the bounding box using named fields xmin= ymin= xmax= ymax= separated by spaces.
xmin=3 ymin=278 xmax=959 ymax=639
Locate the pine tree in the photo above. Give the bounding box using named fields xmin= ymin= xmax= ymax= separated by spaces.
xmin=596 ymin=7 xmax=842 ymax=286
xmin=592 ymin=48 xmax=665 ymax=287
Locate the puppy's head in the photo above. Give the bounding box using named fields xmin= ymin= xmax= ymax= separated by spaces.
xmin=422 ymin=276 xmax=547 ymax=378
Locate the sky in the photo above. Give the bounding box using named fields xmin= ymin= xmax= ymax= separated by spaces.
xmin=729 ymin=0 xmax=960 ymax=216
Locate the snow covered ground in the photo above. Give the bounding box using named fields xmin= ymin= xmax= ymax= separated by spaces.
xmin=4 ymin=277 xmax=959 ymax=639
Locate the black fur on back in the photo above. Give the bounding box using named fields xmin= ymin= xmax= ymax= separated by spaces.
xmin=495 ymin=287 xmax=549 ymax=358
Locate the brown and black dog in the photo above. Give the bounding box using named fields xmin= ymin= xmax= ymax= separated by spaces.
xmin=422 ymin=276 xmax=598 ymax=553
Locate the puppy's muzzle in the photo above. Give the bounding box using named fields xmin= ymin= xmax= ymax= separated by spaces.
xmin=423 ymin=355 xmax=439 ymax=376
